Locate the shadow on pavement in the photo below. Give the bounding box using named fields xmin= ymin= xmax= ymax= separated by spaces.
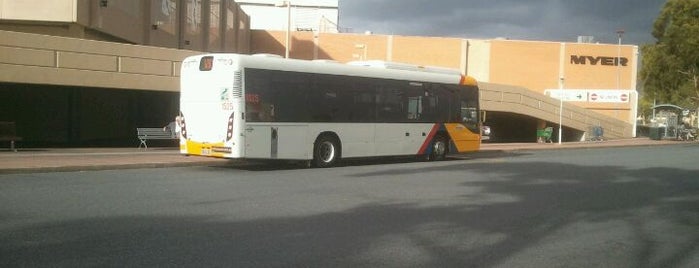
xmin=2 ymin=159 xmax=697 ymax=267
xmin=209 ymin=150 xmax=531 ymax=172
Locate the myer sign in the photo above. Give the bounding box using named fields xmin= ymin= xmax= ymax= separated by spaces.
xmin=570 ymin=55 xmax=628 ymax=66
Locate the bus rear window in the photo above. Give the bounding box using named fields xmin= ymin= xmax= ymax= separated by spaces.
xmin=199 ymin=56 xmax=214 ymax=71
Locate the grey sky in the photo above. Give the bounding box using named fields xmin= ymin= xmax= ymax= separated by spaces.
xmin=338 ymin=0 xmax=668 ymax=45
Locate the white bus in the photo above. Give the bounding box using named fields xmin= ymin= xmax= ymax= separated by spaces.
xmin=179 ymin=54 xmax=482 ymax=167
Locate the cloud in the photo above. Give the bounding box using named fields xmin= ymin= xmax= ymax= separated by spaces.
xmin=339 ymin=0 xmax=667 ymax=44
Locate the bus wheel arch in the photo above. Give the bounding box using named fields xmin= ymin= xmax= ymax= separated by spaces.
xmin=312 ymin=132 xmax=342 ymax=168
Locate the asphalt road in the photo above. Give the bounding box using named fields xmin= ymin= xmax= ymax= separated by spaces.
xmin=1 ymin=145 xmax=698 ymax=267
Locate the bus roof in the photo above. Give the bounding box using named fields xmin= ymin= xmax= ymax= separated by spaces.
xmin=347 ymin=60 xmax=462 ymax=76
xmin=183 ymin=54 xmax=478 ymax=87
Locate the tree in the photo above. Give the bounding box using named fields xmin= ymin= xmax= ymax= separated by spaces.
xmin=640 ymin=0 xmax=699 ymax=109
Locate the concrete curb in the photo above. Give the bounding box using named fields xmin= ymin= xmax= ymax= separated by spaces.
xmin=479 ymin=139 xmax=683 ymax=152
xmin=0 ymin=160 xmax=230 ymax=175
xmin=0 ymin=140 xmax=688 ymax=174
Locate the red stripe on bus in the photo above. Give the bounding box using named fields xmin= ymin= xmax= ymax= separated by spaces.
xmin=418 ymin=124 xmax=440 ymax=154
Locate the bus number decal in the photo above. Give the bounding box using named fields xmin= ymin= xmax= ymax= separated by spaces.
xmin=221 ymin=102 xmax=234 ymax=110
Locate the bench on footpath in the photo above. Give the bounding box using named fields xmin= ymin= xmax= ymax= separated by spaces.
xmin=136 ymin=127 xmax=177 ymax=149
xmin=0 ymin=121 xmax=23 ymax=152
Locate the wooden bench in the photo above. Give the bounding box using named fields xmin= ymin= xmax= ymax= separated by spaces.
xmin=0 ymin=121 xmax=22 ymax=152
xmin=136 ymin=127 xmax=177 ymax=148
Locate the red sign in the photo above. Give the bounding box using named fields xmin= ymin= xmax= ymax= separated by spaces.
xmin=245 ymin=94 xmax=260 ymax=104
xmin=588 ymin=91 xmax=630 ymax=103
xmin=199 ymin=56 xmax=214 ymax=71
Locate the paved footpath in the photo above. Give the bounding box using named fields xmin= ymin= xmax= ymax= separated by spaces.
xmin=0 ymin=148 xmax=228 ymax=174
xmin=0 ymin=138 xmax=684 ymax=174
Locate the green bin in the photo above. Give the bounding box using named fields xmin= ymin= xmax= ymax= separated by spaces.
xmin=649 ymin=127 xmax=663 ymax=140
xmin=536 ymin=127 xmax=553 ymax=142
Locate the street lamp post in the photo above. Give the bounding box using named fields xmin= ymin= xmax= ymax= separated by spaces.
xmin=558 ymin=76 xmax=564 ymax=144
xmin=616 ymin=29 xmax=624 ymax=90
xmin=558 ymin=43 xmax=565 ymax=144
xmin=275 ymin=1 xmax=291 ymax=58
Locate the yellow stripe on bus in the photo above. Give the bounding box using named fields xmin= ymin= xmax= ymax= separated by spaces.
xmin=185 ymin=140 xmax=227 ymax=158
xmin=444 ymin=123 xmax=480 ymax=152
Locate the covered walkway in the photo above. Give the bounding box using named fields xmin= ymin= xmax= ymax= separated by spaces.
xmin=480 ymin=83 xmax=633 ymax=141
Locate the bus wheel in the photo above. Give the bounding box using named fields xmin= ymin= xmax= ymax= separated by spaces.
xmin=313 ymin=135 xmax=340 ymax=168
xmin=427 ymin=135 xmax=448 ymax=161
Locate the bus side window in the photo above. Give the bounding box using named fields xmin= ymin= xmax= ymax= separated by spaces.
xmin=376 ymin=87 xmax=403 ymax=122
xmin=407 ymin=96 xmax=422 ymax=120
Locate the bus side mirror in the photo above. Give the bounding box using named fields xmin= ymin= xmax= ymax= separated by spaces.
xmin=480 ymin=110 xmax=487 ymax=123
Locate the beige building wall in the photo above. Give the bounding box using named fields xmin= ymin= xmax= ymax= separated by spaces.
xmin=481 ymin=40 xmax=638 ymax=125
xmin=489 ymin=40 xmax=562 ymax=94
xmin=0 ymin=0 xmax=87 ymax=22
xmin=250 ymin=31 xmax=391 ymax=62
xmin=391 ymin=36 xmax=464 ymax=69
xmin=465 ymin=39 xmax=491 ymax=81
xmin=483 ymin=40 xmax=637 ymax=123
xmin=563 ymin=43 xmax=638 ymax=123
xmin=0 ymin=0 xmax=250 ymax=53
xmin=251 ymin=30 xmax=466 ymax=69
xmin=89 ymin=1 xmax=146 ymax=43
xmin=0 ymin=30 xmax=198 ymax=92
xmin=324 ymin=33 xmax=389 ymax=62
